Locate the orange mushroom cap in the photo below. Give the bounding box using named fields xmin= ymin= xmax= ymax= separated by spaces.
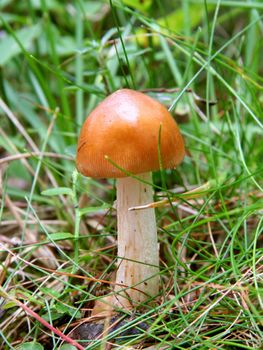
xmin=76 ymin=89 xmax=185 ymax=178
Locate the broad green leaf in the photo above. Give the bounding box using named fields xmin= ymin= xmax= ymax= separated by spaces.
xmin=4 ymin=81 xmax=48 ymax=143
xmin=38 ymin=35 xmax=77 ymax=56
xmin=41 ymin=187 xmax=73 ymax=197
xmin=158 ymin=5 xmax=206 ymax=32
xmin=0 ymin=24 xmax=41 ymax=66
xmin=30 ymin=0 xmax=60 ymax=10
xmin=0 ymin=0 xmax=13 ymax=9
xmin=18 ymin=342 xmax=44 ymax=350
xmin=82 ymin=1 xmax=110 ymax=20
xmin=135 ymin=5 xmax=213 ymax=46
xmin=0 ymin=13 xmax=26 ymax=24
xmin=123 ymin=0 xmax=152 ymax=13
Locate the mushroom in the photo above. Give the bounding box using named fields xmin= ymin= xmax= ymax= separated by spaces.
xmin=76 ymin=89 xmax=185 ymax=309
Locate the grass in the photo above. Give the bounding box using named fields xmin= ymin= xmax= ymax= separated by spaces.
xmin=0 ymin=0 xmax=262 ymax=349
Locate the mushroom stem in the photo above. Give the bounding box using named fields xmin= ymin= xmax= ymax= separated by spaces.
xmin=114 ymin=172 xmax=159 ymax=308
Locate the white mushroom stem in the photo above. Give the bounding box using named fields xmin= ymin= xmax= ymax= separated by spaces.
xmin=114 ymin=172 xmax=159 ymax=308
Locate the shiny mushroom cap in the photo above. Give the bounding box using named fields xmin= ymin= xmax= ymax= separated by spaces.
xmin=76 ymin=89 xmax=185 ymax=178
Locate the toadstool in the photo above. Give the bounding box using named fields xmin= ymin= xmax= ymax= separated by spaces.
xmin=76 ymin=89 xmax=185 ymax=309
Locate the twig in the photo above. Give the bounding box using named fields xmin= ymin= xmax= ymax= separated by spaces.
xmin=129 ymin=180 xmax=215 ymax=211
xmin=0 ymin=219 xmax=68 ymax=226
xmin=0 ymin=152 xmax=73 ymax=166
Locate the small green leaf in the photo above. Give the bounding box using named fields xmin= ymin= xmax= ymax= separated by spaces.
xmin=79 ymin=203 xmax=111 ymax=216
xmin=48 ymin=232 xmax=74 ymax=241
xmin=54 ymin=302 xmax=81 ymax=318
xmin=41 ymin=287 xmax=60 ymax=298
xmin=41 ymin=187 xmax=73 ymax=197
xmin=18 ymin=342 xmax=44 ymax=350
xmin=41 ymin=311 xmax=62 ymax=322
xmin=60 ymin=345 xmax=76 ymax=350
xmin=3 ymin=301 xmax=17 ymax=309
xmin=16 ymin=290 xmax=44 ymax=306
